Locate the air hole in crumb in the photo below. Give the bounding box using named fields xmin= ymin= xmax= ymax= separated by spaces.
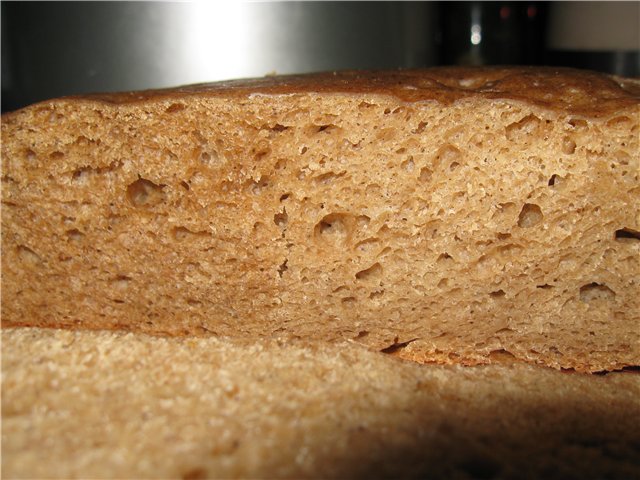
xmin=537 ymin=284 xmax=554 ymax=289
xmin=437 ymin=278 xmax=449 ymax=288
xmin=355 ymin=262 xmax=383 ymax=282
xmin=249 ymin=176 xmax=270 ymax=195
xmin=253 ymin=221 xmax=265 ymax=234
xmin=279 ymin=193 xmax=290 ymax=202
xmin=113 ymin=275 xmax=132 ymax=290
xmin=356 ymin=215 xmax=370 ymax=228
xmin=71 ymin=167 xmax=90 ymax=182
xmin=165 ymin=103 xmax=185 ymax=113
xmin=434 ymin=145 xmax=462 ymax=170
xmin=25 ymin=149 xmax=37 ymax=162
xmin=127 ymin=178 xmax=165 ymax=207
xmin=317 ymin=124 xmax=337 ymax=133
xmin=419 ymin=167 xmax=432 ymax=183
xmin=497 ymin=244 xmax=521 ymax=257
xmin=505 ymin=114 xmax=541 ymax=141
xmin=172 ymin=226 xmax=209 ymax=241
xmin=615 ymin=228 xmax=640 ymax=241
xmin=314 ymin=213 xmax=350 ymax=243
xmin=401 ymin=158 xmax=415 ymax=172
xmin=413 ymin=121 xmax=428 ymax=134
xmin=274 ymin=159 xmax=288 ymax=170
xmin=49 ymin=151 xmax=64 ymax=160
xmin=277 ymin=259 xmax=288 ymax=278
xmin=548 ymin=174 xmax=559 ymax=186
xmin=580 ymin=283 xmax=616 ymax=302
xmin=342 ymin=296 xmax=356 ymax=305
xmin=562 ymin=137 xmax=576 ymax=155
xmin=568 ymin=118 xmax=588 ymax=131
xmin=489 ymin=289 xmax=506 ymax=298
xmin=200 ymin=151 xmax=212 ymax=164
xmin=354 ymin=330 xmax=369 ymax=339
xmin=314 ymin=171 xmax=345 ymax=185
xmin=369 ymin=290 xmax=385 ymax=300
xmin=17 ymin=245 xmax=42 ymax=265
xmin=606 ymin=116 xmax=631 ymax=127
xmin=494 ymin=202 xmax=516 ymax=219
xmin=66 ymin=229 xmax=84 ymax=241
xmin=615 ymin=150 xmax=631 ymax=167
xmin=355 ymin=237 xmax=380 ymax=253
xmin=381 ymin=338 xmax=418 ymax=354
xmin=449 ymin=161 xmax=460 ymax=171
xmin=437 ymin=253 xmax=453 ymax=264
xmin=495 ymin=328 xmax=513 ymax=335
xmin=517 ymin=203 xmax=543 ymax=228
xmin=274 ymin=210 xmax=288 ymax=228
xmin=270 ymin=123 xmax=288 ymax=132
xmin=172 ymin=226 xmax=192 ymax=241
xmin=180 ymin=181 xmax=190 ymax=191
xmin=376 ymin=127 xmax=396 ymax=141
xmin=487 ymin=349 xmax=515 ymax=362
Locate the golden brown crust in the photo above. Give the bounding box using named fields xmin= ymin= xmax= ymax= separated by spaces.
xmin=4 ymin=66 xmax=639 ymax=118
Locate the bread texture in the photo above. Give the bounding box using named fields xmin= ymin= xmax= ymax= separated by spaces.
xmin=2 ymin=327 xmax=639 ymax=479
xmin=1 ymin=67 xmax=639 ymax=372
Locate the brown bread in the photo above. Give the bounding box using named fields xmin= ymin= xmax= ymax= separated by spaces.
xmin=1 ymin=67 xmax=639 ymax=372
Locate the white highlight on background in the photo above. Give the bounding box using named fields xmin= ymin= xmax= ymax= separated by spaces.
xmin=181 ymin=1 xmax=255 ymax=81
xmin=470 ymin=24 xmax=482 ymax=45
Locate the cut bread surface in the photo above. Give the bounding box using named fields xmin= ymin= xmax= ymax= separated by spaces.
xmin=1 ymin=67 xmax=639 ymax=372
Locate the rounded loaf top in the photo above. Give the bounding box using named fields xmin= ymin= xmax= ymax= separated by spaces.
xmin=48 ymin=66 xmax=640 ymax=118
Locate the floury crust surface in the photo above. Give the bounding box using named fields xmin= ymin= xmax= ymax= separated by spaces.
xmin=1 ymin=67 xmax=639 ymax=372
xmin=2 ymin=327 xmax=640 ymax=479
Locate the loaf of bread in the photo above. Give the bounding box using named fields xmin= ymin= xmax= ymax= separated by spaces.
xmin=1 ymin=67 xmax=639 ymax=372
xmin=3 ymin=327 xmax=639 ymax=479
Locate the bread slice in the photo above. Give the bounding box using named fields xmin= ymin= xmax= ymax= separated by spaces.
xmin=1 ymin=67 xmax=639 ymax=372
xmin=2 ymin=327 xmax=639 ymax=479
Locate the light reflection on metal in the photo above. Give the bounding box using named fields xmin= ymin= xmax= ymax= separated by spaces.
xmin=470 ymin=3 xmax=482 ymax=46
xmin=181 ymin=2 xmax=254 ymax=81
xmin=2 ymin=2 xmax=439 ymax=111
xmin=471 ymin=24 xmax=482 ymax=45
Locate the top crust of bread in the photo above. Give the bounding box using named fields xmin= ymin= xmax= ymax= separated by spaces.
xmin=4 ymin=66 xmax=639 ymax=117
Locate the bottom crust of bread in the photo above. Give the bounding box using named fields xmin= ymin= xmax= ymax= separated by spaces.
xmin=3 ymin=327 xmax=639 ymax=479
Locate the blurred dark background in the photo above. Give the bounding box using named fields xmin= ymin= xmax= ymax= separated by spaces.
xmin=2 ymin=1 xmax=639 ymax=113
